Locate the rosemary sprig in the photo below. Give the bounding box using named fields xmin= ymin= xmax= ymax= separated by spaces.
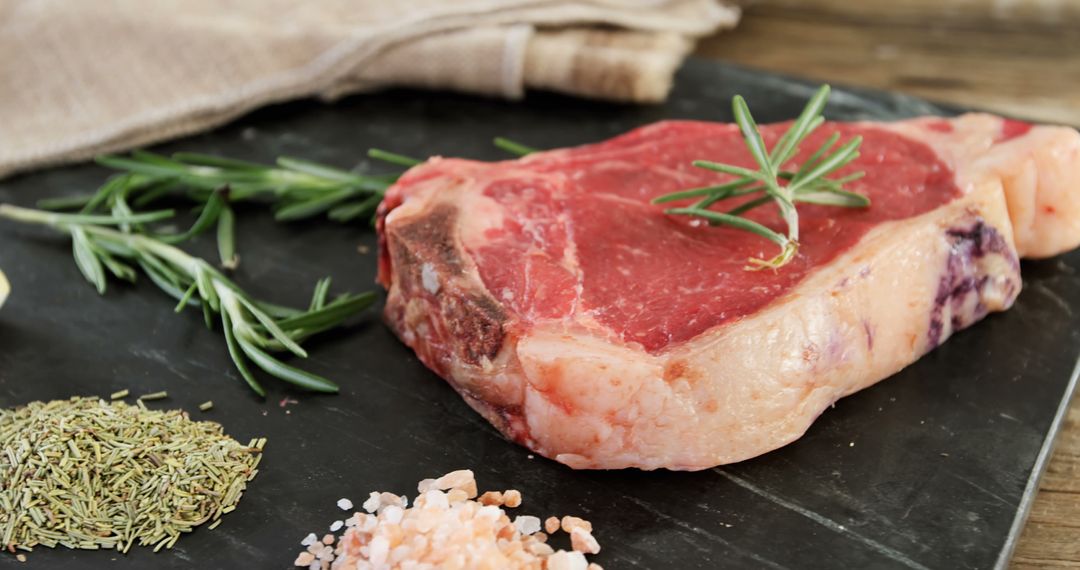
xmin=653 ymin=85 xmax=869 ymax=270
xmin=40 ymin=150 xmax=400 ymax=224
xmin=0 ymin=204 xmax=375 ymax=396
xmin=43 ymin=140 xmax=535 ymax=227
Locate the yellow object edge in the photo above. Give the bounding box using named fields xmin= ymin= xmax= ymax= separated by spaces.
xmin=0 ymin=268 xmax=9 ymax=309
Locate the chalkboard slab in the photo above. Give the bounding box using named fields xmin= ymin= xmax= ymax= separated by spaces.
xmin=1 ymin=59 xmax=1077 ymax=569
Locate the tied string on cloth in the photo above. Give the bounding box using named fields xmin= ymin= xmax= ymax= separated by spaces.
xmin=0 ymin=0 xmax=739 ymax=179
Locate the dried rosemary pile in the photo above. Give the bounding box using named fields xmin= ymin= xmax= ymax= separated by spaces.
xmin=0 ymin=397 xmax=265 ymax=554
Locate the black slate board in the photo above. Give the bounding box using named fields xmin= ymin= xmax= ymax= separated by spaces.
xmin=1 ymin=59 xmax=1078 ymax=570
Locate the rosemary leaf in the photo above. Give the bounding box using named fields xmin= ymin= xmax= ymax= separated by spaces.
xmin=794 ymin=188 xmax=870 ymax=208
xmin=327 ymin=194 xmax=381 ymax=223
xmin=691 ymin=160 xmax=764 ymax=181
xmin=156 ymin=188 xmax=226 ymax=244
xmin=81 ymin=174 xmax=133 ymax=214
xmin=235 ymin=295 xmax=308 ymax=358
xmin=172 ymin=152 xmax=270 ymax=171
xmin=237 ymin=341 xmax=338 ymax=393
xmin=276 ymin=157 xmax=367 ymax=184
xmin=174 ymin=282 xmax=199 ymax=313
xmin=37 ymin=194 xmax=97 ymax=211
xmin=0 ymin=206 xmax=175 ymax=227
xmin=216 ymin=203 xmax=238 ymax=269
xmin=137 ymin=259 xmax=193 ymax=304
xmin=278 ymin=293 xmax=376 ymax=331
xmin=71 ymin=228 xmax=107 ymax=294
xmin=367 ymin=148 xmax=422 ymax=168
xmin=770 ymin=88 xmax=830 ymax=169
xmin=651 ymin=178 xmax=756 ymax=204
xmin=274 ymin=188 xmax=361 ymax=221
xmin=788 ymin=137 xmax=862 ymax=193
xmin=493 ymin=137 xmax=538 ymax=157
xmin=793 ymin=132 xmax=841 ymax=182
xmin=732 ymin=95 xmax=775 ymax=179
xmin=665 ymin=207 xmax=787 ymax=247
xmin=221 ymin=310 xmax=266 ymax=397
xmin=310 ymin=277 xmax=332 ymax=311
xmin=724 ymin=195 xmax=773 ymax=217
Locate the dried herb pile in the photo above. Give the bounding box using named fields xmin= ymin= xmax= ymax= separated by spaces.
xmin=0 ymin=397 xmax=264 ymax=553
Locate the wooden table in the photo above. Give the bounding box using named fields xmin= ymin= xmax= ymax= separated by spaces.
xmin=696 ymin=2 xmax=1080 ymax=566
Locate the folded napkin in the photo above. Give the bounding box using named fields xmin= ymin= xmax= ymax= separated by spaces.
xmin=0 ymin=0 xmax=738 ymax=179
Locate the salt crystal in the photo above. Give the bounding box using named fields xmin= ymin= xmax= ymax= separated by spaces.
xmin=330 ymin=520 xmax=344 ymax=532
xmin=561 ymin=516 xmax=592 ymax=533
xmin=545 ymin=517 xmax=560 ymax=534
xmin=478 ymin=491 xmax=503 ymax=506
xmin=476 ymin=505 xmax=501 ymax=522
xmin=368 ymin=535 xmax=390 ymax=566
xmin=300 ymin=533 xmax=318 ymax=546
xmin=513 ymin=516 xmax=541 ymax=535
xmin=423 ymin=490 xmax=449 ymax=510
xmin=362 ymin=492 xmax=381 ymax=513
xmin=570 ymin=527 xmax=600 ymax=554
xmin=382 ymin=505 xmax=404 ymax=524
xmin=337 ymin=498 xmax=354 ymax=511
xmin=294 ymin=551 xmax=315 ymax=566
xmin=547 ymin=550 xmax=588 ymax=570
xmin=417 ymin=478 xmax=437 ymax=493
xmin=434 ymin=469 xmax=474 ymax=491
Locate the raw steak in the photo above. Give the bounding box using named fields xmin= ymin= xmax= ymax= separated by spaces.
xmin=376 ymin=114 xmax=1080 ymax=470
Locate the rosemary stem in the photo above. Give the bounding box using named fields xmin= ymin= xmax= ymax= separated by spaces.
xmin=0 ymin=204 xmax=174 ymax=227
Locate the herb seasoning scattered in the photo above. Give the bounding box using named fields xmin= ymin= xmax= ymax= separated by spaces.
xmin=0 ymin=397 xmax=264 ymax=554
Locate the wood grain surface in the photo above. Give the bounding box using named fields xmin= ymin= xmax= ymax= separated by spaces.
xmin=696 ymin=1 xmax=1080 ymax=566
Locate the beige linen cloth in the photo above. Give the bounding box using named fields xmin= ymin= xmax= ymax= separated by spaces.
xmin=0 ymin=0 xmax=739 ymax=179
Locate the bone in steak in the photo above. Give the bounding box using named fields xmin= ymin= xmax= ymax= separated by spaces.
xmin=376 ymin=114 xmax=1080 ymax=470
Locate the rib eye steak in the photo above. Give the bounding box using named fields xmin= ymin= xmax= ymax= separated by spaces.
xmin=377 ymin=114 xmax=1080 ymax=470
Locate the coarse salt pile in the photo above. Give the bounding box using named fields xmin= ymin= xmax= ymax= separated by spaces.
xmin=294 ymin=470 xmax=602 ymax=570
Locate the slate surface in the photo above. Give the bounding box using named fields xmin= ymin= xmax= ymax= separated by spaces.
xmin=1 ymin=59 xmax=1078 ymax=569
